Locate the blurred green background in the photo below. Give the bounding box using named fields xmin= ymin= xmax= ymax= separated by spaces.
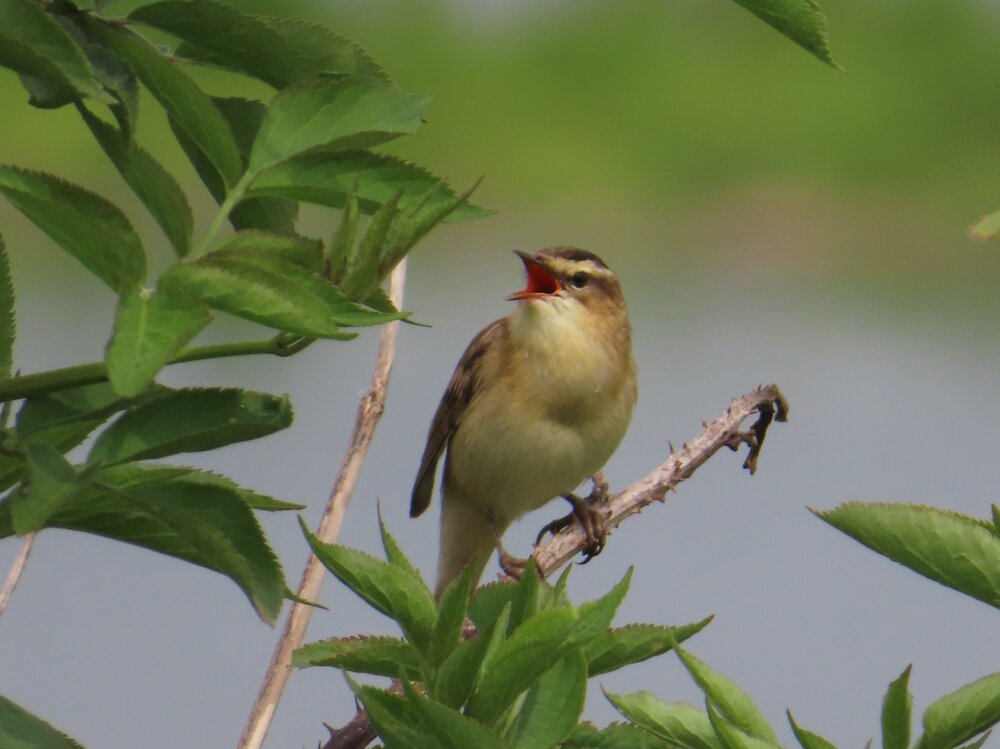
xmin=2 ymin=2 xmax=1000 ymax=748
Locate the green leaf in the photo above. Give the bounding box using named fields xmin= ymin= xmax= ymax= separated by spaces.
xmin=882 ymin=665 xmax=913 ymax=749
xmin=341 ymin=189 xmax=401 ymax=299
xmin=0 ymin=235 xmax=14 ymax=378
xmin=706 ymin=702 xmax=778 ymax=749
xmin=79 ymin=106 xmax=193 ymax=257
xmin=378 ymin=507 xmax=428 ymax=588
xmin=673 ymin=644 xmax=778 ymax=744
xmin=506 ymin=648 xmax=587 ymax=749
xmin=605 ymin=690 xmax=721 ymax=749
xmin=202 ymin=246 xmax=404 ymax=327
xmin=15 ymin=382 xmax=151 ymax=444
xmin=160 ymin=257 xmax=355 ymax=339
xmin=572 ymin=567 xmax=633 ymax=643
xmin=90 ymin=462 xmax=302 ymax=512
xmin=0 ymin=693 xmax=84 ymax=749
xmin=99 ymin=24 xmax=242 ymax=189
xmin=0 ymin=463 xmax=286 ymax=623
xmin=564 ymin=722 xmax=675 ymax=748
xmin=131 ymin=1 xmax=384 ymax=87
xmin=328 ymin=179 xmax=360 ymax=282
xmin=212 ymin=230 xmax=322 ymax=272
xmin=248 ymin=77 xmax=428 ymax=173
xmin=87 ymin=387 xmax=292 ymax=465
xmin=10 ymin=443 xmax=87 ymax=534
xmin=466 ymin=606 xmax=580 ymax=726
xmin=585 ymin=617 xmax=714 ymax=676
xmin=468 ymin=581 xmax=519 ymax=633
xmin=0 ymin=0 xmax=111 ymax=104
xmin=0 ymin=166 xmax=145 ymax=291
xmin=401 ymin=680 xmax=513 ymax=749
xmin=725 ymin=0 xmax=841 ymax=69
xmin=970 ymin=209 xmax=1000 ymax=241
xmin=293 ymin=635 xmax=421 ymax=679
xmin=248 ymin=150 xmax=493 ymax=222
xmin=433 ymin=625 xmax=494 ymax=709
xmin=349 ymin=681 xmax=438 ymax=749
xmin=430 ymin=561 xmax=477 ymax=669
xmin=787 ymin=711 xmax=839 ymax=749
xmin=168 ymin=97 xmax=297 ymax=233
xmin=814 ymin=502 xmax=1000 ymax=609
xmin=916 ymin=673 xmax=1000 ymax=749
xmin=106 ymin=285 xmax=211 ymax=396
xmin=301 ymin=520 xmax=437 ymax=652
xmin=956 ymin=733 xmax=993 ymax=749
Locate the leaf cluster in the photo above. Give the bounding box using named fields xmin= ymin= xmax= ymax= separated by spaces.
xmin=294 ymin=517 xmax=712 ymax=748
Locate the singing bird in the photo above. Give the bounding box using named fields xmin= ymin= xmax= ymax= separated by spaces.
xmin=410 ymin=247 xmax=637 ymax=597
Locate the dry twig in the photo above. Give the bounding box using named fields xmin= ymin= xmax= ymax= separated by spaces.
xmin=318 ymin=384 xmax=788 ymax=749
xmin=237 ymin=260 xmax=408 ymax=749
xmin=0 ymin=532 xmax=35 ymax=621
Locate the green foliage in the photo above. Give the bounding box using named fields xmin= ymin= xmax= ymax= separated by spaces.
xmin=813 ymin=502 xmax=1000 ymax=609
xmin=0 ymin=1 xmax=489 ymax=741
xmin=297 ymin=519 xmax=714 ymax=747
xmin=725 ymin=0 xmax=840 ymax=69
xmin=0 ymin=693 xmax=84 ymax=749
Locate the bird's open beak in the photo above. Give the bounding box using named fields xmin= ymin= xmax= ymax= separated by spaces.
xmin=507 ymin=251 xmax=561 ymax=300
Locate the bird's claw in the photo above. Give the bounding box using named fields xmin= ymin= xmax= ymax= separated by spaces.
xmin=536 ymin=474 xmax=610 ymax=563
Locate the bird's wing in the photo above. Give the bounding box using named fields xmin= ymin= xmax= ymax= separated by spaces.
xmin=410 ymin=318 xmax=507 ymax=517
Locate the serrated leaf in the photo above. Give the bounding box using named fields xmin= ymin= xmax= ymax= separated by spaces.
xmin=0 ymin=0 xmax=112 ymax=104
xmin=10 ymin=443 xmax=87 ymax=534
xmin=87 ymin=387 xmax=292 ymax=465
xmin=433 ymin=625 xmax=494 ymax=709
xmin=0 ymin=693 xmax=84 ymax=749
xmin=673 ymin=644 xmax=778 ymax=744
xmin=377 ymin=508 xmax=430 ymax=594
xmin=970 ymin=209 xmax=1000 ymax=241
xmin=916 ymin=673 xmax=1000 ymax=749
xmin=93 ymin=462 xmax=301 ymax=512
xmin=586 ymin=616 xmax=714 ymax=676
xmin=0 ymin=166 xmax=145 ymax=291
xmin=248 ymin=77 xmax=428 ymax=173
xmin=430 ymin=561 xmax=477 ymax=669
xmin=106 ymin=285 xmax=211 ymax=396
xmin=328 ymin=179 xmax=360 ymax=282
xmin=883 ymin=665 xmax=913 ymax=749
xmin=466 ymin=606 xmax=580 ymax=726
xmin=301 ymin=520 xmax=436 ymax=651
xmin=564 ymin=721 xmax=675 ymax=749
xmin=341 ymin=188 xmax=401 ymax=299
xmin=212 ymin=230 xmax=322 ymax=271
xmin=814 ymin=502 xmax=1000 ymax=609
xmin=0 ymin=463 xmax=286 ymax=622
xmin=159 ymin=258 xmax=355 ymax=339
xmin=506 ymin=648 xmax=587 ymax=749
xmin=349 ymin=681 xmax=438 ymax=749
xmin=132 ymin=1 xmax=383 ymax=87
xmin=202 ymin=246 xmax=403 ymax=327
xmin=99 ymin=24 xmax=242 ymax=188
xmin=788 ymin=711 xmax=839 ymax=749
xmin=293 ymin=635 xmax=421 ymax=679
xmin=605 ymin=690 xmax=721 ymax=749
xmin=468 ymin=580 xmax=519 ymax=632
xmin=248 ymin=149 xmax=492 ymax=222
xmin=402 ymin=681 xmax=513 ymax=749
xmin=726 ymin=0 xmax=840 ymax=69
xmin=79 ymin=106 xmax=193 ymax=257
xmin=572 ymin=567 xmax=633 ymax=643
xmin=0 ymin=235 xmax=14 ymax=378
xmin=15 ymin=382 xmax=153 ymax=443
xmin=707 ymin=702 xmax=778 ymax=749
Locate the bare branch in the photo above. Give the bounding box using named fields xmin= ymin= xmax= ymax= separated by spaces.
xmin=0 ymin=532 xmax=36 ymax=620
xmin=237 ymin=260 xmax=408 ymax=749
xmin=532 ymin=384 xmax=788 ymax=576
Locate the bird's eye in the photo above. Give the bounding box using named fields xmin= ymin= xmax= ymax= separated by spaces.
xmin=570 ymin=272 xmax=590 ymax=289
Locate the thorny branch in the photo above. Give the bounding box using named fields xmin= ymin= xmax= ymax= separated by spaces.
xmin=319 ymin=384 xmax=789 ymax=749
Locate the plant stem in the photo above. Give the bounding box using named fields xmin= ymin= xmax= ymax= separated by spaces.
xmin=192 ymin=172 xmax=254 ymax=259
xmin=0 ymin=337 xmax=297 ymax=403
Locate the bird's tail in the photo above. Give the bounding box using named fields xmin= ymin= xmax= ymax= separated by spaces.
xmin=435 ymin=493 xmax=498 ymax=599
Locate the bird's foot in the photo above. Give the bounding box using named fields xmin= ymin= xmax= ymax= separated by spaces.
xmin=535 ymin=473 xmax=610 ymax=563
xmin=496 ymin=547 xmax=529 ymax=580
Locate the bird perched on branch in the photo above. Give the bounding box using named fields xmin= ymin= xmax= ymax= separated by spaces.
xmin=410 ymin=247 xmax=637 ymax=597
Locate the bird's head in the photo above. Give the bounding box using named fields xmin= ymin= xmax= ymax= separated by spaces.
xmin=507 ymin=247 xmax=624 ymax=316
